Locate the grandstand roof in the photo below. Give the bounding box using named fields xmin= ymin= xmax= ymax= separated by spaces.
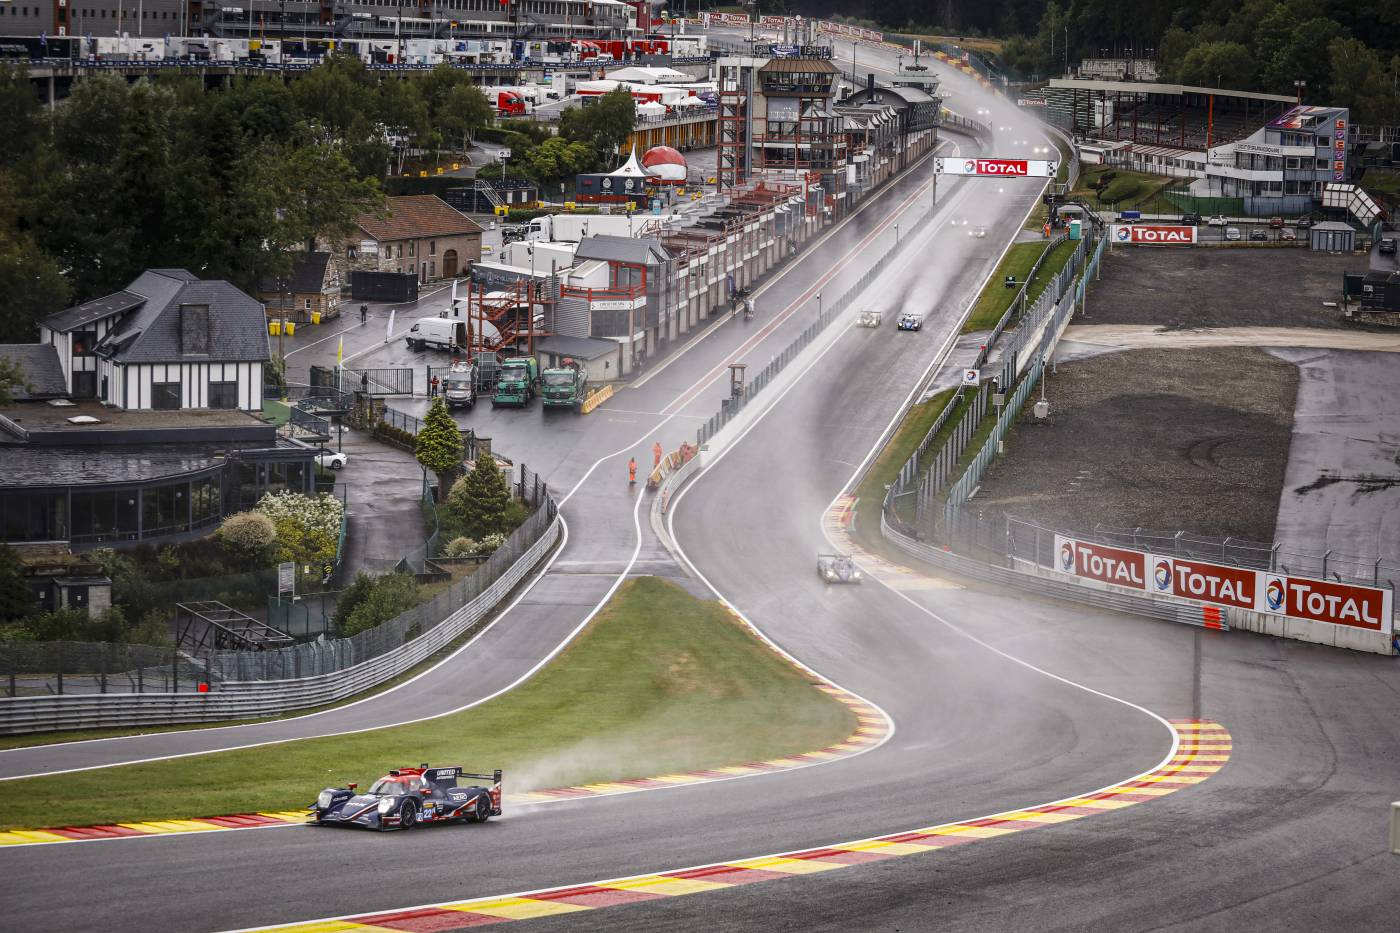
xmin=1047 ymin=78 xmax=1295 ymax=104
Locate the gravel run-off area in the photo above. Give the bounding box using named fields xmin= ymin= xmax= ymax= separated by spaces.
xmin=968 ymin=346 xmax=1298 ymax=542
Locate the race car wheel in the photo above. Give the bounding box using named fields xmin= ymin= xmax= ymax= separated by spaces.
xmin=398 ymin=799 xmax=418 ymax=830
xmin=473 ymin=795 xmax=492 ymax=823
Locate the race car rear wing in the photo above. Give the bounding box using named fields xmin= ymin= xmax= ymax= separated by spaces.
xmin=439 ymin=768 xmax=502 ymax=816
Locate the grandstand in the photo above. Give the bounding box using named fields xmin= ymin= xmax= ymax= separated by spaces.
xmin=1042 ymin=77 xmax=1295 ymax=151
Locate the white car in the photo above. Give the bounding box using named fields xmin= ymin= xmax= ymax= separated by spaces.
xmin=1207 ymin=215 xmax=1228 ymax=227
xmin=950 ymin=217 xmax=968 ymax=227
xmin=969 ymin=226 xmax=988 ymax=238
xmin=1224 ymin=227 xmax=1242 ymax=242
xmin=315 ymin=450 xmax=348 ymax=470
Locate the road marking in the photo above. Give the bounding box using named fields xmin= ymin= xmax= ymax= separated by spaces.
xmin=283 ymin=284 xmax=452 ymax=360
xmin=217 ymin=721 xmax=1231 ymax=933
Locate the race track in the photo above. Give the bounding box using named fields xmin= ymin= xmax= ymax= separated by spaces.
xmin=3 ymin=40 xmax=1396 ymax=933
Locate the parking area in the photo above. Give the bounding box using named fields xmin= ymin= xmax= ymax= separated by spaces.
xmin=1082 ymin=247 xmax=1357 ymax=330
xmin=970 ymin=346 xmax=1298 ymax=541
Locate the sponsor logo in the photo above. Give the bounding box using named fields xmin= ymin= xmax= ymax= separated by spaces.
xmin=1069 ymin=541 xmax=1146 ymax=588
xmin=1059 ymin=541 xmax=1075 ymax=572
xmin=1276 ymin=577 xmax=1387 ymax=630
xmin=1116 ymin=226 xmax=1132 ymax=241
xmin=1153 ymin=558 xmax=1173 ymax=592
xmin=1130 ymin=226 xmax=1195 ymax=244
xmin=1166 ymin=559 xmax=1255 ymax=608
xmin=969 ymin=158 xmax=1029 ymax=176
xmin=1265 ymin=575 xmax=1286 ymax=611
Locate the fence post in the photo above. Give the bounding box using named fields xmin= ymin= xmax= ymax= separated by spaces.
xmin=1322 ymin=549 xmax=1331 ymax=579
xmin=55 ymin=642 xmax=63 ymax=695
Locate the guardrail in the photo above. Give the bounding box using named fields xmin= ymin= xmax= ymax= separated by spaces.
xmin=0 ymin=499 xmax=561 ymax=734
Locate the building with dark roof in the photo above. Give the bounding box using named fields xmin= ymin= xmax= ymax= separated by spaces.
xmin=258 ymin=251 xmax=344 ymax=324
xmin=35 ymin=269 xmax=270 ymax=411
xmin=0 ymin=345 xmax=70 ymax=401
xmin=348 ymin=195 xmax=484 ymax=284
xmin=0 ymin=401 xmax=315 ymax=549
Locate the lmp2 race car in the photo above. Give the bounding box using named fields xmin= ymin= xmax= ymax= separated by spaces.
xmin=817 ymin=553 xmax=863 ymax=584
xmin=897 ymin=313 xmax=924 ymax=332
xmin=310 ymin=765 xmax=502 ymax=831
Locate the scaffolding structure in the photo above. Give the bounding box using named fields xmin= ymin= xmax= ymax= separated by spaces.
xmin=716 ymin=60 xmax=752 ymax=192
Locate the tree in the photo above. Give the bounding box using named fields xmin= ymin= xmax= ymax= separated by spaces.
xmin=342 ymin=572 xmax=420 ymax=636
xmin=414 ymin=398 xmax=464 ymax=501
xmin=1177 ymin=41 xmax=1257 ymax=91
xmin=437 ymin=83 xmax=493 ymax=155
xmin=559 ymin=88 xmax=636 ymax=163
xmin=450 ymin=452 xmax=511 ymax=539
xmin=1328 ymin=37 xmax=1388 ymax=120
xmin=0 ymin=544 xmax=33 ymax=622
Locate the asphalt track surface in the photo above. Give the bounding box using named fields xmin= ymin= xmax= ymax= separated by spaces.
xmin=5 ymin=44 xmax=1398 ymax=933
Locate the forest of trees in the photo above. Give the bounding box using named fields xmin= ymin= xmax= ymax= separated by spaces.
xmin=0 ymin=55 xmax=633 ymax=347
xmin=803 ymin=0 xmax=1400 ymax=123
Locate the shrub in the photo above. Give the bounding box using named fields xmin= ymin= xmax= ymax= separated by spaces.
xmin=332 ymin=572 xmax=377 ymax=631
xmin=342 ymin=573 xmax=421 ymax=637
xmin=475 ymin=533 xmax=506 ymax=556
xmin=255 ymin=491 xmax=344 ymax=567
xmin=218 ymin=512 xmax=277 ymax=563
xmin=442 ymin=536 xmax=478 ymax=558
xmin=128 ymin=610 xmax=174 ymax=647
xmin=501 ymin=498 xmax=529 ymax=532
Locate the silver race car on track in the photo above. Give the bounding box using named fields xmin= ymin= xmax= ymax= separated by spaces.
xmin=817 ymin=553 xmax=863 ymax=584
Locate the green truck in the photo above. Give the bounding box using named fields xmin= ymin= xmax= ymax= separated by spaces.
xmin=491 ymin=355 xmax=538 ymax=408
xmin=540 ymin=359 xmax=588 ymax=412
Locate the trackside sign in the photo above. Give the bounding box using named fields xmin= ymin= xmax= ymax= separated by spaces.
xmin=1111 ymin=225 xmax=1197 ymax=245
xmin=935 ymin=158 xmax=1057 ymax=178
xmin=1053 ymin=535 xmax=1393 ymax=633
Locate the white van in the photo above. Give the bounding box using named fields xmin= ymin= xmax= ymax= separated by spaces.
xmin=405 ymin=317 xmax=467 ymax=352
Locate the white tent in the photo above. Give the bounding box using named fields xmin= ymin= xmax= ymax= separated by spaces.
xmin=604 ymin=66 xmax=692 ymax=85
xmin=608 ymin=148 xmax=651 ymax=178
xmin=636 ymin=101 xmax=668 ymax=116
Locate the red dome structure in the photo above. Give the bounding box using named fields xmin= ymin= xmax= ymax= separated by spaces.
xmin=642 ymin=145 xmax=688 ymax=184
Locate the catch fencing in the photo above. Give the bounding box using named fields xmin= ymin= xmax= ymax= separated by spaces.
xmin=0 ymin=495 xmax=560 ymax=732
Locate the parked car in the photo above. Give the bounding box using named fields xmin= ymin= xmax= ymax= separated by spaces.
xmin=1207 ymin=215 xmax=1228 ymax=227
xmin=1180 ymin=213 xmax=1202 ymax=226
xmin=1249 ymin=229 xmax=1269 ymax=242
xmin=1224 ymin=227 xmax=1243 ymax=241
xmin=1379 ymin=237 xmax=1398 ymax=256
xmin=315 ymin=450 xmax=348 ymax=470
xmin=1296 ymin=216 xmax=1315 ymax=229
xmin=1268 ymin=216 xmax=1285 ymax=228
xmin=1281 ymin=228 xmax=1298 ymax=241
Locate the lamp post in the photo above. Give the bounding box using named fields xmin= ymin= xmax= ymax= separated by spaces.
xmin=895 ymin=223 xmax=900 ymax=246
xmin=816 ymin=291 xmax=822 ymax=318
xmin=1294 ymin=79 xmax=1306 ymax=104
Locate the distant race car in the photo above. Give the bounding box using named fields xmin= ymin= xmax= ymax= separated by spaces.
xmin=310 ymin=765 xmax=501 ymax=831
xmin=968 ymin=226 xmax=988 ymax=239
xmin=897 ymin=313 xmax=923 ymax=331
xmin=817 ymin=553 xmax=862 ymax=584
xmin=949 ymin=217 xmax=969 ymax=227
xmin=857 ymin=310 xmax=882 ymax=328
xmin=315 ymin=450 xmax=348 ymax=470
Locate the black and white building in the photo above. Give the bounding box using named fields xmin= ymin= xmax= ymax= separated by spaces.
xmin=36 ymin=269 xmax=270 ymax=413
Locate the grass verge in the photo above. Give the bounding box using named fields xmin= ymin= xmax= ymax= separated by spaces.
xmin=851 ymin=389 xmax=955 ymax=558
xmin=0 ymin=577 xmax=856 ymax=831
xmin=963 ymin=242 xmax=1045 ymax=332
xmin=1025 ymin=238 xmax=1077 ymax=305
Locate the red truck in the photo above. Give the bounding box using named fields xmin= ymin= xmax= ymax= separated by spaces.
xmin=494 ymin=90 xmax=527 ymax=116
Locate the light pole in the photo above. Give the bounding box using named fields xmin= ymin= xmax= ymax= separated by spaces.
xmin=1294 ymin=79 xmax=1306 ymax=104
xmin=816 ymin=291 xmax=822 ymax=318
xmin=895 ymin=223 xmax=900 ymax=246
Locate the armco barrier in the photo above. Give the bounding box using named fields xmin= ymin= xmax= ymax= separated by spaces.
xmin=0 ymin=514 xmax=562 ymax=734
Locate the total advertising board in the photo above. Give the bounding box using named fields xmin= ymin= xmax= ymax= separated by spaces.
xmin=1053 ymin=535 xmax=1394 ymax=633
xmin=1110 ymin=225 xmax=1197 ymax=246
xmin=934 ymin=157 xmax=1057 ymax=178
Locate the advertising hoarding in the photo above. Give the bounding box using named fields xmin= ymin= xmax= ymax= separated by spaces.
xmin=1111 ymin=225 xmax=1198 ymax=245
xmin=935 ymin=158 xmax=1057 ymax=178
xmin=1052 ymin=535 xmax=1393 ymax=633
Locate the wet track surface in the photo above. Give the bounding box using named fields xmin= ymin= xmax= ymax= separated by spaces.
xmin=3 ymin=44 xmax=1397 ymax=933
